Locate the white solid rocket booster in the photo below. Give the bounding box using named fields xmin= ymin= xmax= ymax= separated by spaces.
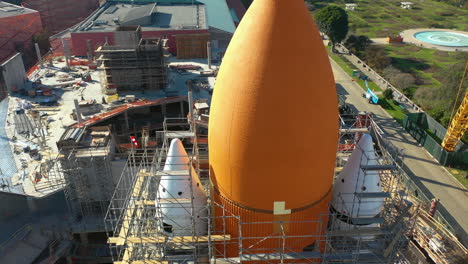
xmin=157 ymin=138 xmax=208 ymax=236
xmin=332 ymin=134 xmax=384 ymax=230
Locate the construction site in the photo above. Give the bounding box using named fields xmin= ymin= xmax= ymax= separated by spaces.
xmin=0 ymin=0 xmax=467 ymax=264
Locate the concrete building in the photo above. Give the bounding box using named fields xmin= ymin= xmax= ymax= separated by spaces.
xmin=96 ymin=27 xmax=167 ymax=93
xmin=226 ymin=0 xmax=246 ymax=26
xmin=0 ymin=1 xmax=42 ymax=64
xmin=69 ymin=0 xmax=236 ymax=57
xmin=0 ymin=53 xmax=26 ymax=99
xmin=22 ymin=0 xmax=99 ymax=33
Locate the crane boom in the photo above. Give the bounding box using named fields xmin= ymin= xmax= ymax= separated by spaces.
xmin=441 ymin=63 xmax=468 ymax=152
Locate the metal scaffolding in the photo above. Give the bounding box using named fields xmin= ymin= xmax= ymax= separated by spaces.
xmin=105 ymin=115 xmax=423 ymax=264
xmin=96 ymin=38 xmax=168 ymax=94
xmin=56 ymin=139 xmax=117 ymax=233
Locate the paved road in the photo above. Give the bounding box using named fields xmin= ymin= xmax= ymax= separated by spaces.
xmin=330 ymin=58 xmax=468 ymax=244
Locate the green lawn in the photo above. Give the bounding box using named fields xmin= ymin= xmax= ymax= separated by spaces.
xmin=313 ymin=1 xmax=467 ymax=97
xmin=445 ymin=167 xmax=468 ymax=189
xmin=328 ymin=49 xmax=382 ymax=92
xmin=377 ymin=97 xmax=408 ymax=125
xmin=313 ymin=0 xmax=468 ymax=38
xmin=383 ymin=44 xmax=463 ymax=92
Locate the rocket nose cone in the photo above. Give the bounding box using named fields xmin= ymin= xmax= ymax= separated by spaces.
xmin=164 ymin=138 xmax=190 ymax=171
xmin=209 ymin=0 xmax=338 ymax=210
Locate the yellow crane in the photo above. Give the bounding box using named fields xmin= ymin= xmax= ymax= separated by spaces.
xmin=441 ymin=62 xmax=468 ymax=152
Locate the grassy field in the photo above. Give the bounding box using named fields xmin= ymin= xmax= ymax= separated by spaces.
xmin=312 ymin=0 xmax=468 ymax=96
xmin=383 ymin=44 xmax=464 ymax=96
xmin=313 ymin=0 xmax=468 ymax=38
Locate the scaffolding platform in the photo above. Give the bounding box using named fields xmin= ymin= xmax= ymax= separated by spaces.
xmin=355 ymin=192 xmax=391 ymax=198
xmin=360 ymin=164 xmax=397 ymax=171
xmin=339 ymin=128 xmax=369 ymax=133
xmin=238 ymin=251 xmax=385 ymax=261
xmin=164 ymin=131 xmax=196 ymax=138
xmin=104 ymin=116 xmax=422 ymax=264
xmin=109 ymin=235 xmax=231 ymax=245
xmin=349 ymin=217 xmax=385 ymax=225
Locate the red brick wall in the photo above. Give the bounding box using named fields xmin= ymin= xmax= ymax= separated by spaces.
xmin=142 ymin=29 xmax=210 ymax=54
xmin=0 ymin=11 xmax=43 ymax=64
xmin=70 ymin=29 xmax=210 ymax=57
xmin=22 ymin=0 xmax=99 ymax=33
xmin=70 ymin=32 xmax=115 ymax=57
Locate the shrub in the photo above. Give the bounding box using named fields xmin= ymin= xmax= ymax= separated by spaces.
xmin=383 ymin=88 xmax=394 ymax=100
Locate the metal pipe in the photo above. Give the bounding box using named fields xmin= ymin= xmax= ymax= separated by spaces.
xmin=86 ymin=39 xmax=94 ymax=61
xmin=74 ymin=99 xmax=83 ymax=124
xmin=187 ymin=80 xmax=194 ymax=121
xmin=62 ymin=38 xmax=71 ymax=68
xmin=207 ymin=41 xmax=212 ymax=69
xmin=34 ymin=43 xmax=42 ymax=66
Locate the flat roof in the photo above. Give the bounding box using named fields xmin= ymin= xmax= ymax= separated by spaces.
xmin=74 ymin=2 xmax=207 ymax=33
xmin=198 ymin=0 xmax=236 ymax=33
xmin=0 ymin=1 xmax=37 ymax=18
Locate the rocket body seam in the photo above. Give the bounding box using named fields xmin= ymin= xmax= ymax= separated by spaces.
xmin=213 ymin=185 xmax=333 ymax=214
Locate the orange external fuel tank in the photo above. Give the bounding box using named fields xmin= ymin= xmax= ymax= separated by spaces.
xmin=209 ymin=0 xmax=338 ymax=261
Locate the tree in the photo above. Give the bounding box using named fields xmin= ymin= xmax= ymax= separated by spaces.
xmin=304 ymin=0 xmax=315 ymax=11
xmin=241 ymin=0 xmax=252 ymax=8
xmin=32 ymin=30 xmax=51 ymax=55
xmin=315 ymin=5 xmax=349 ymax=52
xmin=344 ymin=34 xmax=372 ymax=57
xmin=382 ymin=66 xmax=416 ymax=94
xmin=364 ymin=46 xmax=390 ymax=70
xmin=392 ymin=73 xmax=415 ymax=91
xmin=383 ymin=89 xmax=394 ymax=100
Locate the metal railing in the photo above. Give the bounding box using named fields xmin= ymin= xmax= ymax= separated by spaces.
xmin=0 ymin=224 xmax=32 ymax=256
